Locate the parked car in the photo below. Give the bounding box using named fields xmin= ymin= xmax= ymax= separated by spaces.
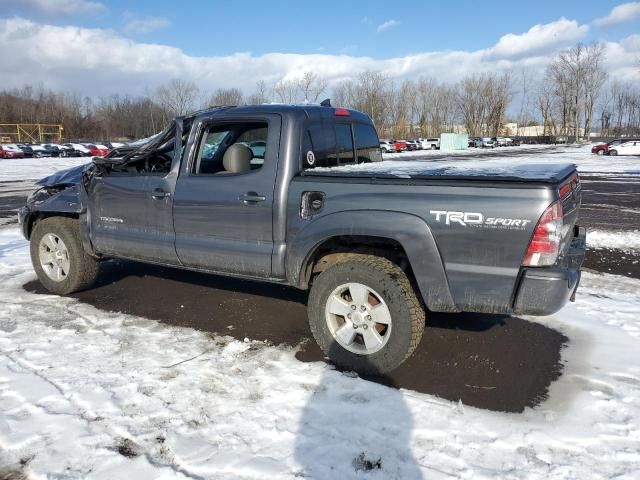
xmin=393 ymin=139 xmax=408 ymax=152
xmin=379 ymin=139 xmax=396 ymax=153
xmin=468 ymin=137 xmax=483 ymax=147
xmin=63 ymin=143 xmax=91 ymax=156
xmin=608 ymin=140 xmax=640 ymax=156
xmin=493 ymin=137 xmax=512 ymax=147
xmin=0 ymin=144 xmax=25 ymax=159
xmin=16 ymin=144 xmax=34 ymax=158
xmin=41 ymin=144 xmax=64 ymax=157
xmin=405 ymin=140 xmax=420 ymax=151
xmin=105 ymin=142 xmax=126 ymax=149
xmin=418 ymin=138 xmax=440 ymax=150
xmin=84 ymin=144 xmax=110 ymax=156
xmin=481 ymin=137 xmax=495 ymax=148
xmin=592 ymin=139 xmax=639 ymax=156
xmin=19 ymin=104 xmax=586 ymax=375
xmin=30 ymin=145 xmax=52 ymax=158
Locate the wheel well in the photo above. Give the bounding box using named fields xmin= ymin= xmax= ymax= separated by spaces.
xmin=26 ymin=212 xmax=78 ymax=239
xmin=302 ymin=235 xmax=415 ymax=289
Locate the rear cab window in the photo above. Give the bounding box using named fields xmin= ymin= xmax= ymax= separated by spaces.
xmin=302 ymin=118 xmax=381 ymax=170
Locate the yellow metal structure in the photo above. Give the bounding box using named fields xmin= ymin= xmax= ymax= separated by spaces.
xmin=0 ymin=123 xmax=64 ymax=143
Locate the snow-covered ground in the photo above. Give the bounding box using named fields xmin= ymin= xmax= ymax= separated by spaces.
xmin=1 ymin=228 xmax=639 ymax=479
xmin=1 ymin=145 xmax=640 ymax=478
xmin=381 ymin=144 xmax=640 ymax=175
xmin=0 ymin=156 xmax=89 ymax=183
xmin=587 ymin=230 xmax=640 ymax=253
xmin=0 ymin=144 xmax=638 ymax=186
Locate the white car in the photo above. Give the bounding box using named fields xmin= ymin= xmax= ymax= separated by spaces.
xmin=63 ymin=143 xmax=91 ymax=155
xmin=379 ymin=140 xmax=395 ymax=153
xmin=418 ymin=137 xmax=440 ymax=150
xmin=608 ymin=140 xmax=640 ymax=156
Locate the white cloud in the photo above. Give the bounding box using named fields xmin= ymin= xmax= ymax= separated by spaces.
xmin=0 ymin=17 xmax=637 ymax=100
xmin=361 ymin=17 xmax=373 ymax=25
xmin=620 ymin=33 xmax=640 ymax=51
xmin=123 ymin=16 xmax=170 ymax=34
xmin=0 ymin=0 xmax=104 ymax=15
xmin=377 ymin=20 xmax=400 ymax=33
xmin=594 ymin=2 xmax=640 ymax=26
xmin=485 ymin=18 xmax=588 ymax=60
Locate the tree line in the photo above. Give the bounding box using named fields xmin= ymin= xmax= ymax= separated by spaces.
xmin=0 ymin=42 xmax=638 ymax=142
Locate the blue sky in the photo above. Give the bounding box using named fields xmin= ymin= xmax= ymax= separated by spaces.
xmin=0 ymin=0 xmax=638 ymax=98
xmin=4 ymin=0 xmax=638 ymax=58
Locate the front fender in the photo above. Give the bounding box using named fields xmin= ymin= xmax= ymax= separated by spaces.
xmin=287 ymin=210 xmax=459 ymax=313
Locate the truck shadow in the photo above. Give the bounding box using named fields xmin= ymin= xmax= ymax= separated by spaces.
xmin=24 ymin=258 xmax=567 ymax=413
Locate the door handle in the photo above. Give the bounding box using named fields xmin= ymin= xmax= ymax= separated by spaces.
xmin=239 ymin=192 xmax=266 ymax=204
xmin=151 ymin=188 xmax=171 ymax=199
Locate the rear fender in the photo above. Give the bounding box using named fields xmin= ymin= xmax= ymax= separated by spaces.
xmin=287 ymin=210 xmax=459 ymax=312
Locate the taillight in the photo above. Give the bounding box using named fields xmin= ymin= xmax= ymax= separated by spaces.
xmin=522 ymin=201 xmax=564 ymax=267
xmin=334 ymin=108 xmax=350 ymax=116
xmin=559 ymin=174 xmax=578 ymax=199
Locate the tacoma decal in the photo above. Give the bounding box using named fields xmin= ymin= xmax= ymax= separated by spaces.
xmin=430 ymin=210 xmax=531 ymax=229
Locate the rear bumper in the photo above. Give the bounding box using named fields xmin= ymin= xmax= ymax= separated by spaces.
xmin=513 ymin=226 xmax=586 ymax=316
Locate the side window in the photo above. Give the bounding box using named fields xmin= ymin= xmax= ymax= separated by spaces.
xmin=194 ymin=122 xmax=268 ymax=175
xmin=301 ymin=125 xmax=337 ymax=169
xmin=354 ymin=123 xmax=382 ymax=163
xmin=335 ymin=123 xmax=355 ymax=165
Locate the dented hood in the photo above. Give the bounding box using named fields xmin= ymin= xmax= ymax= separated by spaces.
xmin=36 ymin=163 xmax=91 ymax=187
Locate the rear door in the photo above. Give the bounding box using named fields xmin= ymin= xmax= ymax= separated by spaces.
xmin=172 ymin=114 xmax=281 ymax=277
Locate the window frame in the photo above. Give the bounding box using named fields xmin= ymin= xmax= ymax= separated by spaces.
xmin=189 ymin=119 xmax=271 ymax=177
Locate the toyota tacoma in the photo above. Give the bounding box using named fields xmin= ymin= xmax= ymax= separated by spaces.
xmin=19 ymin=103 xmax=586 ymax=374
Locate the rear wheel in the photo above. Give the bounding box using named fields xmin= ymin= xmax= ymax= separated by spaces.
xmin=307 ymin=255 xmax=425 ymax=374
xmin=30 ymin=217 xmax=99 ymax=295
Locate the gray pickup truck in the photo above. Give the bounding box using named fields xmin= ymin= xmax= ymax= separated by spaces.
xmin=19 ymin=103 xmax=586 ymax=374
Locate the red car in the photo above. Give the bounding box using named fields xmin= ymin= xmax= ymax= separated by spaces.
xmin=85 ymin=144 xmax=110 ymax=156
xmin=0 ymin=144 xmax=25 ymax=159
xmin=592 ymin=139 xmax=639 ymax=155
xmin=393 ymin=139 xmax=407 ymax=152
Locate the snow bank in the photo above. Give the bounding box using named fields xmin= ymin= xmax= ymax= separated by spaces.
xmin=1 ymin=227 xmax=640 ymax=479
xmin=587 ymin=229 xmax=640 ymax=252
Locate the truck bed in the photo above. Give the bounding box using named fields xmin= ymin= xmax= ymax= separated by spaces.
xmin=302 ymin=161 xmax=576 ymax=184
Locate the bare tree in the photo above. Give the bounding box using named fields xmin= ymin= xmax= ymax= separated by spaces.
xmin=582 ymin=44 xmax=607 ymax=139
xmin=298 ymin=71 xmax=328 ymax=103
xmin=455 ymin=73 xmax=511 ymax=136
xmin=155 ymin=79 xmax=199 ymax=116
xmin=273 ymin=79 xmax=299 ymax=104
xmin=208 ymin=87 xmax=244 ymax=106
xmin=246 ymin=80 xmax=271 ymax=104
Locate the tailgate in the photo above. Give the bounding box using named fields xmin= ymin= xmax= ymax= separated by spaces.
xmin=558 ymin=171 xmax=582 ymax=253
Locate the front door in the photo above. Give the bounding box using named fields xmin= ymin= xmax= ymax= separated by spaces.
xmin=173 ymin=115 xmax=280 ymax=278
xmin=87 ymin=126 xmax=180 ymax=264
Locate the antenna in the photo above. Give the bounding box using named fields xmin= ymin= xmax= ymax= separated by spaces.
xmin=320 ymin=98 xmax=331 ymax=107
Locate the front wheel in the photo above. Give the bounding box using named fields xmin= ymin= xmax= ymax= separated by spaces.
xmin=307 ymin=255 xmax=425 ymax=374
xmin=30 ymin=217 xmax=99 ymax=295
xmin=596 ymin=150 xmax=604 ymax=156
xmin=609 ymin=149 xmax=618 ymax=156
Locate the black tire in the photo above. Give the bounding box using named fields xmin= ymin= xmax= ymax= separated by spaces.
xmin=30 ymin=217 xmax=99 ymax=295
xmin=431 ymin=144 xmax=436 ymax=150
xmin=307 ymin=255 xmax=425 ymax=374
xmin=609 ymin=149 xmax=618 ymax=156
